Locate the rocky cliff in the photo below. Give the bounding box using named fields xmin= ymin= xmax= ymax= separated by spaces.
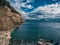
xmin=0 ymin=0 xmax=24 ymax=45
xmin=0 ymin=6 xmax=23 ymax=31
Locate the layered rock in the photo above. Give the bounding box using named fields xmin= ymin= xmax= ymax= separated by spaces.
xmin=0 ymin=3 xmax=23 ymax=45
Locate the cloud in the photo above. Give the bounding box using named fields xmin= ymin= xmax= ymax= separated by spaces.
xmin=25 ymin=5 xmax=33 ymax=9
xmin=9 ymin=0 xmax=30 ymax=20
xmin=21 ymin=3 xmax=33 ymax=9
xmin=26 ymin=0 xmax=35 ymax=3
xmin=9 ymin=0 xmax=34 ymax=20
xmin=9 ymin=0 xmax=60 ymax=20
xmin=28 ymin=3 xmax=60 ymax=20
xmin=31 ymin=3 xmax=60 ymax=15
xmin=21 ymin=3 xmax=26 ymax=7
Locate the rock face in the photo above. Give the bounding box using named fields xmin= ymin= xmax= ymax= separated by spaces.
xmin=0 ymin=6 xmax=23 ymax=31
xmin=0 ymin=5 xmax=23 ymax=45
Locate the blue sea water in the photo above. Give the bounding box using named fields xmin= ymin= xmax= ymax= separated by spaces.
xmin=11 ymin=20 xmax=60 ymax=42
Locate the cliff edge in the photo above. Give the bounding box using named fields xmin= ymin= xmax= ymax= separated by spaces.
xmin=0 ymin=0 xmax=24 ymax=45
xmin=0 ymin=0 xmax=24 ymax=31
xmin=0 ymin=6 xmax=23 ymax=31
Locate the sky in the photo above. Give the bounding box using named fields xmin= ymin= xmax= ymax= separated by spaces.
xmin=8 ymin=0 xmax=60 ymax=20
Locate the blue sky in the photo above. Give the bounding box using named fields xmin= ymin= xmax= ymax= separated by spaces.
xmin=9 ymin=0 xmax=60 ymax=12
xmin=8 ymin=0 xmax=60 ymax=20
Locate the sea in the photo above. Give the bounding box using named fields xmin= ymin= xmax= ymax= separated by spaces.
xmin=10 ymin=20 xmax=60 ymax=44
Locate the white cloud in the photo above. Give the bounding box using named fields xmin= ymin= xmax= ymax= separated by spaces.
xmin=21 ymin=3 xmax=26 ymax=7
xmin=9 ymin=0 xmax=30 ymax=20
xmin=27 ymin=0 xmax=35 ymax=3
xmin=14 ymin=7 xmax=30 ymax=20
xmin=21 ymin=3 xmax=33 ymax=9
xmin=31 ymin=3 xmax=60 ymax=15
xmin=25 ymin=5 xmax=33 ymax=9
xmin=8 ymin=0 xmax=35 ymax=20
xmin=28 ymin=3 xmax=60 ymax=20
xmin=9 ymin=0 xmax=60 ymax=20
